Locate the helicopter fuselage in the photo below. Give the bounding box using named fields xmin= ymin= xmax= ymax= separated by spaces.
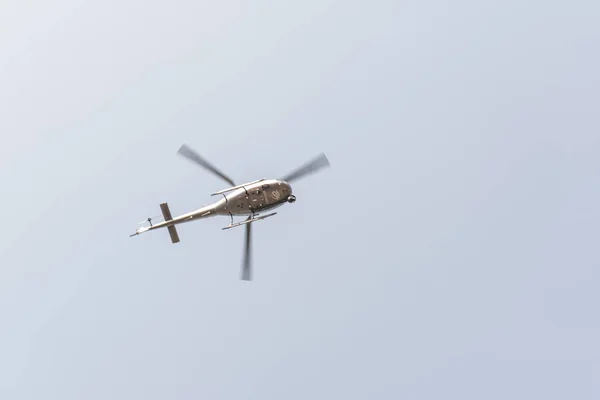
xmin=212 ymin=178 xmax=295 ymax=216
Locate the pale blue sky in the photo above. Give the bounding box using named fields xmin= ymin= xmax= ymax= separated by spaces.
xmin=1 ymin=1 xmax=599 ymax=399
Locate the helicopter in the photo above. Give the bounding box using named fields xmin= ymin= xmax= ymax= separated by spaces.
xmin=130 ymin=143 xmax=330 ymax=281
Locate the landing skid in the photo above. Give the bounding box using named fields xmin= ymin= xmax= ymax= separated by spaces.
xmin=222 ymin=212 xmax=277 ymax=230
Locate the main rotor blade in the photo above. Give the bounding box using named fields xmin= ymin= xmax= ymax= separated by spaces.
xmin=177 ymin=144 xmax=236 ymax=186
xmin=241 ymin=217 xmax=252 ymax=281
xmin=281 ymin=153 xmax=330 ymax=183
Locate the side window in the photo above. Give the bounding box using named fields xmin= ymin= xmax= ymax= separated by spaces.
xmin=262 ymin=184 xmax=270 ymax=189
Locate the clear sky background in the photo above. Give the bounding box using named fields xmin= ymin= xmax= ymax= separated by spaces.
xmin=1 ymin=1 xmax=599 ymax=399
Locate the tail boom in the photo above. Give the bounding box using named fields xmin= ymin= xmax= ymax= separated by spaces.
xmin=130 ymin=202 xmax=216 ymax=241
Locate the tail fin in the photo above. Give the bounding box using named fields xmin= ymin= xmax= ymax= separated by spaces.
xmin=160 ymin=202 xmax=180 ymax=244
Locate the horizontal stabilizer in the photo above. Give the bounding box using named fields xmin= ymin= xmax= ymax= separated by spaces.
xmin=160 ymin=203 xmax=174 ymax=221
xmin=160 ymin=202 xmax=180 ymax=244
xmin=167 ymin=225 xmax=180 ymax=243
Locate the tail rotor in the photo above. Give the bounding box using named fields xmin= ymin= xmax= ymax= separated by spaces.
xmin=137 ymin=215 xmax=163 ymax=227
